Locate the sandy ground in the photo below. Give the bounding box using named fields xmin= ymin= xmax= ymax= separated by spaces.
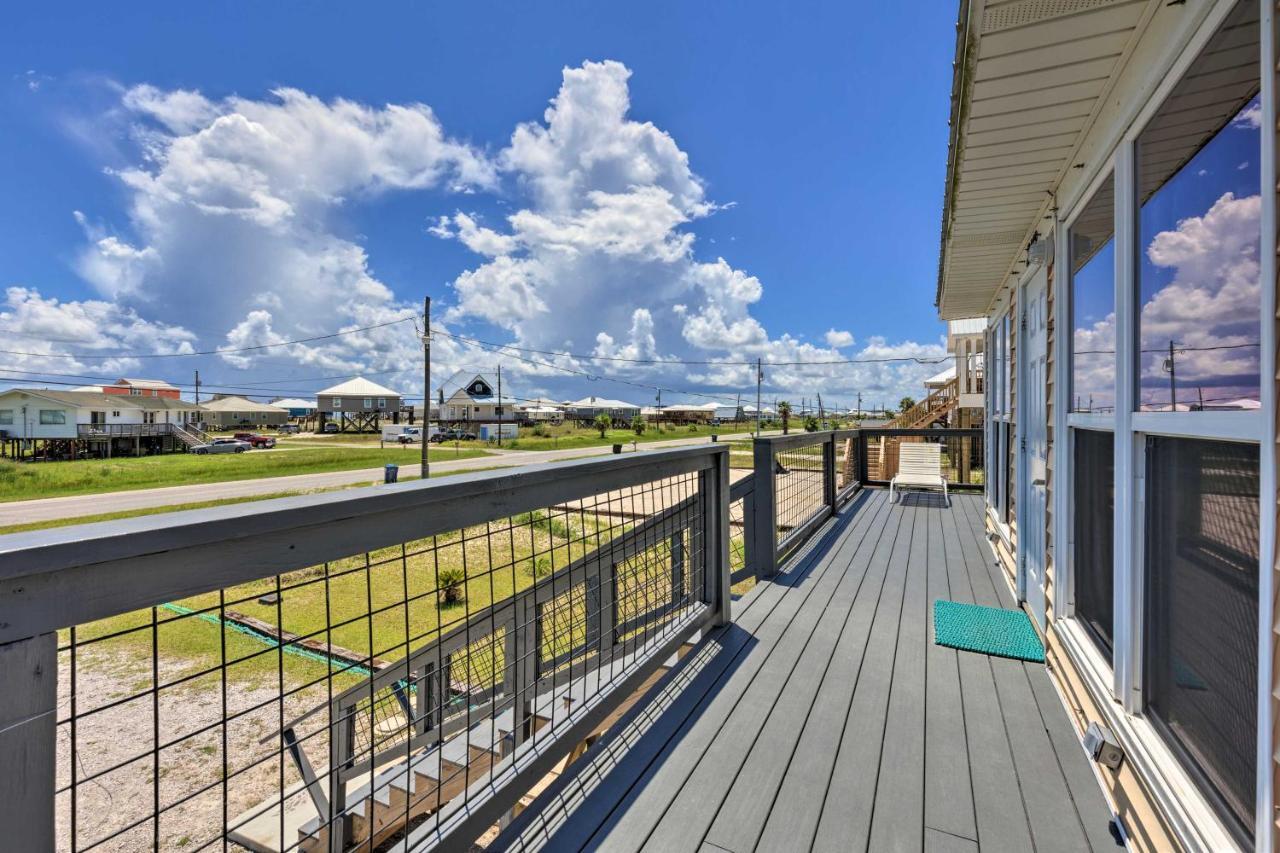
xmin=56 ymin=645 xmax=333 ymax=852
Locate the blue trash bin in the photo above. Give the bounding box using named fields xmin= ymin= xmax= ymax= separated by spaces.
xmin=384 ymin=463 xmax=399 ymax=484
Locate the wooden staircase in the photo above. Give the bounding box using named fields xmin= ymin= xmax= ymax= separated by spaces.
xmin=171 ymin=423 xmax=212 ymax=449
xmin=884 ymin=375 xmax=959 ymax=430
xmin=869 ymin=376 xmax=960 ymax=480
xmin=228 ymin=646 xmax=688 ymax=853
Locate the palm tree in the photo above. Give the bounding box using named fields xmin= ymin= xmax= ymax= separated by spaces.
xmin=593 ymin=413 xmax=612 ymax=438
xmin=778 ymin=401 xmax=792 ymax=435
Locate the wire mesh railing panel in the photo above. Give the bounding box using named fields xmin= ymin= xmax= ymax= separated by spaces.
xmin=773 ymin=442 xmax=827 ymax=544
xmin=836 ymin=434 xmax=859 ymax=496
xmin=43 ymin=454 xmax=721 ymax=853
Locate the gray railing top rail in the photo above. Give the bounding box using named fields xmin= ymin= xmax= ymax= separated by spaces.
xmin=752 ymin=427 xmax=859 ymax=451
xmin=0 ymin=444 xmax=726 ymax=645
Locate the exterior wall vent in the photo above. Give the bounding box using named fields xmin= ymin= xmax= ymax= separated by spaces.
xmin=982 ymin=0 xmax=1121 ymax=34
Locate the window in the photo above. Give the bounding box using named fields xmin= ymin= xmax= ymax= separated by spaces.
xmin=39 ymin=410 xmax=66 ymax=425
xmin=987 ymin=311 xmax=1013 ymax=528
xmin=1145 ymin=436 xmax=1258 ymax=839
xmin=1073 ymin=429 xmax=1114 ymax=658
xmin=129 ymin=388 xmax=142 ymax=396
xmin=0 ymin=410 xmax=12 ymax=425
xmin=1069 ymin=174 xmax=1116 ymax=414
xmin=364 ymin=398 xmax=373 ymax=409
xmin=111 ymin=411 xmax=121 ymax=418
xmin=1135 ymin=3 xmax=1260 ymax=413
xmin=333 ymin=397 xmax=342 ymax=409
xmin=377 ymin=397 xmax=386 ymax=409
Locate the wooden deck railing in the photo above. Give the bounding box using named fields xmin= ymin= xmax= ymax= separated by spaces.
xmin=76 ymin=422 xmax=177 ymax=438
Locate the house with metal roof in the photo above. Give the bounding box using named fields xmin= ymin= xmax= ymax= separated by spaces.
xmin=314 ymin=377 xmax=404 ymax=433
xmin=564 ymin=396 xmax=641 ymax=421
xmin=269 ymin=398 xmax=318 ymax=417
xmin=199 ymin=395 xmax=288 ymax=429
xmin=0 ymin=387 xmax=206 ymax=459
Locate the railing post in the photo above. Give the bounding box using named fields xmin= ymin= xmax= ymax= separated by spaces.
xmin=0 ymin=633 xmax=56 ymax=851
xmin=751 ymin=438 xmax=778 ymax=579
xmin=328 ymin=703 xmax=353 ymax=853
xmin=823 ymin=432 xmax=837 ymax=510
xmin=512 ymin=595 xmax=538 ymax=749
xmin=700 ymin=449 xmax=732 ymax=627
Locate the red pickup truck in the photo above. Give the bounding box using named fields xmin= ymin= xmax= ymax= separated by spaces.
xmin=233 ymin=432 xmax=276 ymax=448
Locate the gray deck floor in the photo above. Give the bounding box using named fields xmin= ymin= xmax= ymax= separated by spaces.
xmin=500 ymin=490 xmax=1120 ymax=853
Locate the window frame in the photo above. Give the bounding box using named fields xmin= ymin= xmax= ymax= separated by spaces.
xmin=986 ymin=303 xmax=1015 ymax=541
xmin=38 ymin=409 xmax=66 ymax=425
xmin=1048 ymin=3 xmax=1275 ymax=848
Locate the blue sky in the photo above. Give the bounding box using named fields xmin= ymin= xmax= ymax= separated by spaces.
xmin=0 ymin=2 xmax=956 ymax=407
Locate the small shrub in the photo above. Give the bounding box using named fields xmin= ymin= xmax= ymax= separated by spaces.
xmin=437 ymin=567 xmax=466 ymax=606
xmin=688 ymin=424 xmax=699 ymax=432
xmin=804 ymin=416 xmax=819 ymax=432
xmin=631 ymin=416 xmax=646 ymax=435
xmin=526 ymin=556 xmax=552 ymax=579
xmin=531 ymin=423 xmax=547 ymax=437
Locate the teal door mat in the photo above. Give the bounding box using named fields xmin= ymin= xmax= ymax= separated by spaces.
xmin=934 ymin=600 xmax=1045 ymax=663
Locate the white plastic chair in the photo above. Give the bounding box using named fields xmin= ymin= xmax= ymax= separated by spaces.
xmin=889 ymin=442 xmax=948 ymax=505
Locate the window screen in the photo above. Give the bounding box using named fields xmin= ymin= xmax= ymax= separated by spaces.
xmin=1073 ymin=429 xmax=1114 ymax=658
xmin=1144 ymin=436 xmax=1258 ymax=838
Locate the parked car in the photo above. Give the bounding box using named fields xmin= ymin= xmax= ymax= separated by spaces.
xmin=397 ymin=427 xmax=423 ymax=444
xmin=322 ymin=422 xmax=339 ymax=433
xmin=192 ymin=438 xmax=250 ymax=455
xmin=234 ymin=432 xmax=276 ymax=448
xmin=430 ymin=428 xmax=476 ymax=443
xmin=277 ymin=424 xmax=301 ymax=435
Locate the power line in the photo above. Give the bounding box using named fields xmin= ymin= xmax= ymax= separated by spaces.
xmin=0 ymin=317 xmax=415 ymax=360
xmin=429 ymin=327 xmax=954 ymax=367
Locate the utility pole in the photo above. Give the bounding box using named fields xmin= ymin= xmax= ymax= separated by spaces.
xmin=194 ymin=369 xmax=200 ymax=406
xmin=422 ymin=297 xmax=431 ymax=478
xmin=755 ymin=358 xmax=763 ymax=436
xmin=856 ymin=392 xmax=862 ymax=419
xmin=817 ymin=393 xmax=824 ymax=423
xmin=1167 ymin=339 xmax=1176 ymax=411
xmin=496 ymin=363 xmax=503 ymax=448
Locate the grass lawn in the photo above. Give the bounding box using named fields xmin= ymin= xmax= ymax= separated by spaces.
xmin=0 ymin=445 xmax=490 ymax=502
xmin=0 ymin=464 xmax=530 ymax=535
xmin=277 ymin=433 xmax=398 ymax=446
xmin=503 ymin=422 xmax=747 ymax=452
xmin=69 ymin=508 xmax=645 ymax=692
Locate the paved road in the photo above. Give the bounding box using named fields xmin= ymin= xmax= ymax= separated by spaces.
xmin=1 ymin=432 xmax=765 ymax=526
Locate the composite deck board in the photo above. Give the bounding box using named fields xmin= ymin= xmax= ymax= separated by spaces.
xmin=614 ymin=497 xmax=899 ymax=852
xmin=560 ymin=493 xmax=892 ymax=852
xmin=866 ymin=491 xmax=933 ymax=852
xmin=808 ymin=497 xmax=918 ymax=852
xmin=923 ymin=501 xmax=978 ymax=844
xmin=946 ymin=496 xmax=1040 ymax=851
xmin=703 ymin=493 xmax=903 ymax=851
xmin=500 ymin=492 xmax=1118 ymax=852
xmin=651 ymin=499 xmax=901 ymax=852
xmin=751 ymin=495 xmax=904 ymax=850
